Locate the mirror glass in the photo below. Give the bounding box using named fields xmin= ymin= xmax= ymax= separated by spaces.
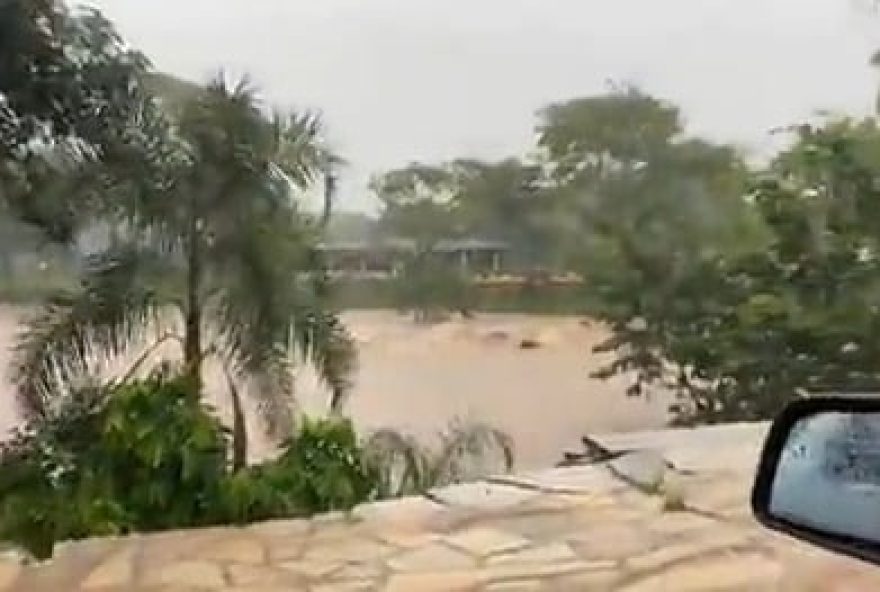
xmin=770 ymin=411 xmax=880 ymax=543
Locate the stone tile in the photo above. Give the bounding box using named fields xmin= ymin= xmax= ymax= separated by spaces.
xmin=682 ymin=477 xmax=751 ymax=515
xmin=481 ymin=559 xmax=595 ymax=583
xmin=280 ymin=559 xmax=343 ymax=579
xmin=619 ymin=552 xmax=781 ymax=592
xmin=594 ymin=423 xmax=767 ymax=472
xmin=567 ymin=523 xmax=656 ymax=561
xmin=248 ymin=518 xmax=313 ymax=539
xmin=376 ymin=531 xmax=442 ymax=549
xmin=329 ymin=561 xmax=385 ymax=581
xmin=302 ymin=537 xmax=393 ymax=564
xmin=226 ymin=563 xmax=304 ymax=587
xmin=486 ymin=510 xmax=591 ymax=541
xmin=552 ymin=568 xmax=620 ymax=591
xmin=488 ymin=543 xmax=578 ymax=566
xmin=608 ymin=450 xmax=668 ymax=492
xmin=223 ymin=586 xmax=296 ymax=592
xmin=312 ymin=581 xmax=376 ymax=592
xmin=431 ymin=482 xmax=539 ymax=510
xmin=645 ymin=511 xmax=720 ymax=539
xmin=80 ymin=547 xmax=135 ymax=589
xmin=445 ymin=527 xmax=531 ymax=558
xmin=144 ymin=559 xmax=226 ymax=588
xmin=353 ymin=496 xmax=447 ymax=532
xmin=777 ymin=558 xmax=880 ymax=591
xmin=485 ymin=581 xmax=545 ymax=592
xmin=310 ymin=521 xmax=373 ymax=545
xmin=199 ymin=534 xmax=266 ymax=564
xmin=265 ymin=536 xmax=306 ymax=562
xmin=139 ymin=527 xmax=227 ymax=564
xmin=384 ymin=570 xmax=482 ymax=592
xmin=626 ymin=531 xmax=754 ymax=572
xmin=312 ymin=511 xmax=349 ymax=524
xmin=225 ymin=588 xmax=296 ymax=592
xmin=52 ymin=535 xmax=125 ymax=561
xmin=0 ymin=561 xmax=21 ymax=591
xmin=518 ymin=493 xmax=589 ymax=513
xmin=387 ymin=543 xmax=477 ymax=572
xmin=502 ymin=467 xmax=623 ymax=496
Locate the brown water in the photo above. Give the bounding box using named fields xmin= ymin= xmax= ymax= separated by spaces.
xmin=0 ymin=306 xmax=669 ymax=469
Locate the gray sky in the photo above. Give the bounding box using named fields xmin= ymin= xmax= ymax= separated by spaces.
xmin=87 ymin=0 xmax=880 ymax=212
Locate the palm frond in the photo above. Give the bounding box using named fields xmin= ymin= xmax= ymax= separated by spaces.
xmin=364 ymin=422 xmax=515 ymax=497
xmin=12 ymin=244 xmax=178 ymax=418
xmin=208 ymin=203 xmax=355 ymax=428
xmin=212 ymin=296 xmax=297 ymax=438
xmin=293 ymin=310 xmax=357 ymax=413
xmin=363 ymin=429 xmax=428 ymax=497
xmin=431 ymin=420 xmax=515 ymax=485
xmin=271 ymin=110 xmax=333 ymax=189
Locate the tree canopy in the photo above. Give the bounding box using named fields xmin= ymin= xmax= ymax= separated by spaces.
xmin=0 ymin=0 xmax=151 ymax=241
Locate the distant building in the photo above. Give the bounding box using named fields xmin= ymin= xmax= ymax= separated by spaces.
xmin=317 ymin=238 xmax=509 ymax=277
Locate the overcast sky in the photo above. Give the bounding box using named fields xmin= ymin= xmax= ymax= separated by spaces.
xmin=86 ymin=0 xmax=880 ymax=212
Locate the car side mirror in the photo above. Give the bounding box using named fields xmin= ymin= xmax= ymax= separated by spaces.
xmin=752 ymin=396 xmax=880 ymax=566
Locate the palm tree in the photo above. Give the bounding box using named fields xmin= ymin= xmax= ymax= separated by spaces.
xmin=365 ymin=421 xmax=514 ymax=497
xmin=13 ymin=75 xmax=355 ymax=470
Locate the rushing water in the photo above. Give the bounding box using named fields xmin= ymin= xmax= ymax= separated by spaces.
xmin=0 ymin=306 xmax=668 ymax=469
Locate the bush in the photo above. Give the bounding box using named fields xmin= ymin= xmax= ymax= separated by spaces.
xmin=215 ymin=417 xmax=381 ymax=524
xmin=0 ymin=376 xmax=384 ymax=558
xmin=0 ymin=374 xmax=229 ymax=558
xmin=0 ymin=375 xmax=512 ymax=559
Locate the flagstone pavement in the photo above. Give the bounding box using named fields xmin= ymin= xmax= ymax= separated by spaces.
xmin=3 ymin=423 xmax=880 ymax=591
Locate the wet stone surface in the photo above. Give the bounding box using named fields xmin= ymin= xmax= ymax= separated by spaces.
xmin=5 ymin=422 xmax=878 ymax=591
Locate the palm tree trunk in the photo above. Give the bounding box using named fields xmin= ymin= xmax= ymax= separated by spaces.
xmin=227 ymin=378 xmax=248 ymax=471
xmin=184 ymin=217 xmax=203 ymax=384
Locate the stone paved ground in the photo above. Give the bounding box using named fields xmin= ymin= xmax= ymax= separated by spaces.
xmin=4 ymin=423 xmax=880 ymax=591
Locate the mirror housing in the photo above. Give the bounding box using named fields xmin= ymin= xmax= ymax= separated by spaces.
xmin=752 ymin=396 xmax=880 ymax=566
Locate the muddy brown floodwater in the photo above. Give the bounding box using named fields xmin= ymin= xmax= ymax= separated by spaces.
xmin=0 ymin=306 xmax=670 ymax=469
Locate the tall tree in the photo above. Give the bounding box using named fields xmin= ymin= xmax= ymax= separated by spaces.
xmin=581 ymin=110 xmax=880 ymax=423
xmin=449 ymin=158 xmax=552 ymax=268
xmin=0 ymin=0 xmax=150 ymax=241
xmin=14 ymin=77 xmax=355 ymax=469
xmin=371 ymin=163 xmax=459 ymax=249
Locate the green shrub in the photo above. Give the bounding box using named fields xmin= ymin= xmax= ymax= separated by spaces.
xmin=0 ymin=374 xmax=229 ymax=558
xmin=0 ymin=378 xmax=383 ymax=558
xmin=214 ymin=418 xmax=380 ymax=523
xmin=268 ymin=417 xmax=381 ymax=514
xmin=0 ymin=376 xmax=509 ymax=559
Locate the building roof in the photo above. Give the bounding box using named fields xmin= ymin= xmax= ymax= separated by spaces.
xmin=317 ymin=238 xmax=509 ymax=253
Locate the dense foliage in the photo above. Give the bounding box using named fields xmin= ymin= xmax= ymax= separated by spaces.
xmin=0 ymin=373 xmax=514 ymax=559
xmin=0 ymin=0 xmax=152 ymax=241
xmin=0 ymin=375 xmax=227 ymax=558
xmin=0 ymin=375 xmax=385 ymax=559
xmin=583 ymin=117 xmax=880 ymax=423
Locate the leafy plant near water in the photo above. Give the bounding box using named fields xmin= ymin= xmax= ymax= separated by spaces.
xmin=0 ymin=374 xmax=229 ymax=559
xmin=0 ymin=375 xmax=372 ymax=559
xmin=0 ymin=374 xmax=514 ymax=559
